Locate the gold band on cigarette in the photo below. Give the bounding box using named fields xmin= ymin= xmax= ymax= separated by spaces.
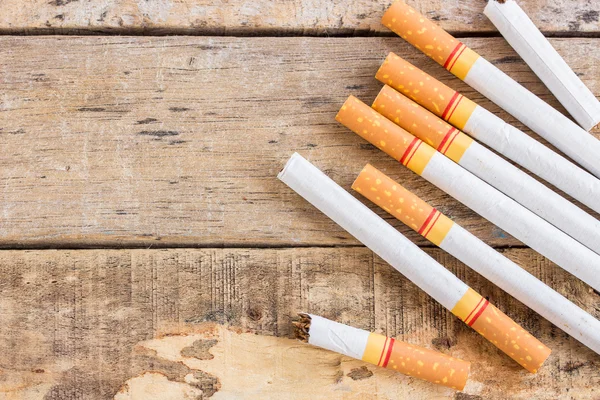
xmin=376 ymin=53 xmax=477 ymax=130
xmin=352 ymin=165 xmax=552 ymax=372
xmin=373 ymin=85 xmax=473 ymax=163
xmin=382 ymin=1 xmax=480 ymax=80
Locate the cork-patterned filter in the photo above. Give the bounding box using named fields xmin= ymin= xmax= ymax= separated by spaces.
xmin=352 ymin=164 xmax=453 ymax=246
xmin=382 ymin=1 xmax=480 ymax=80
xmin=376 ymin=53 xmax=477 ymax=130
xmin=453 ymin=289 xmax=552 ymax=373
xmin=373 ymin=85 xmax=474 ymax=163
xmin=336 ymin=96 xmax=435 ymax=175
xmin=362 ymin=332 xmax=470 ymax=390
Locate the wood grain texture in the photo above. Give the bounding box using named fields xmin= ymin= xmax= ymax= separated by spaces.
xmin=0 ymin=36 xmax=599 ymax=248
xmin=0 ymin=248 xmax=598 ymax=399
xmin=0 ymin=0 xmax=598 ymax=35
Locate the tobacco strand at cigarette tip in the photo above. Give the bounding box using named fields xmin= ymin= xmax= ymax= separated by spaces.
xmin=292 ymin=313 xmax=311 ymax=343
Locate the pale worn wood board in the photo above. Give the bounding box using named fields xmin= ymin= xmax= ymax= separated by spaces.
xmin=0 ymin=36 xmax=598 ymax=249
xmin=0 ymin=0 xmax=598 ymax=35
xmin=0 ymin=248 xmax=598 ymax=399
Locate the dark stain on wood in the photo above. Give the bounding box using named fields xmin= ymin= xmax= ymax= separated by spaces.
xmin=346 ymin=366 xmax=373 ymax=381
xmin=302 ymin=96 xmax=334 ymax=109
xmin=54 ymin=14 xmax=65 ymax=20
xmin=169 ymin=107 xmax=191 ymax=112
xmin=432 ymin=336 xmax=456 ymax=350
xmin=578 ymin=10 xmax=599 ymax=23
xmin=48 ymin=0 xmax=79 ymax=6
xmin=138 ymin=130 xmax=180 ymax=138
xmin=78 ymin=107 xmax=106 ymax=112
xmin=136 ymin=118 xmax=158 ymax=125
xmin=560 ymin=360 xmax=587 ymax=373
xmin=190 ymin=370 xmax=221 ymax=398
xmin=345 ymin=84 xmax=366 ymax=90
xmin=455 ymin=394 xmax=483 ymax=400
xmin=169 ymin=140 xmax=187 ymax=145
xmin=494 ymin=56 xmax=521 ymax=64
xmin=180 ymin=339 xmax=218 ymax=360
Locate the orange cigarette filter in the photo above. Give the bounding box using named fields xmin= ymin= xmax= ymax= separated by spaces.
xmin=352 ymin=165 xmax=552 ymax=372
xmin=336 ymin=95 xmax=436 ymax=176
xmin=376 ymin=53 xmax=477 ymax=131
xmin=363 ymin=331 xmax=470 ymax=389
xmin=382 ymin=1 xmax=480 ymax=81
xmin=373 ymin=84 xmax=473 ymax=163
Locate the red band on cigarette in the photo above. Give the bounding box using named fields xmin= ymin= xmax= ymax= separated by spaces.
xmin=468 ymin=300 xmax=490 ymax=327
xmin=441 ymin=92 xmax=461 ymax=120
xmin=437 ymin=127 xmax=458 ymax=153
xmin=400 ymin=137 xmax=420 ymax=165
xmin=444 ymin=42 xmax=464 ymax=69
xmin=418 ymin=209 xmax=438 ymax=235
xmin=377 ymin=337 xmax=389 ymax=366
xmin=381 ymin=338 xmax=395 ymax=368
xmin=448 ymin=44 xmax=467 ymax=72
xmin=422 ymin=211 xmax=442 ymax=238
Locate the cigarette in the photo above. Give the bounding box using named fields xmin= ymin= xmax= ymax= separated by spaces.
xmin=336 ymin=96 xmax=600 ymax=292
xmin=293 ymin=313 xmax=471 ymax=390
xmin=278 ymin=153 xmax=551 ymax=372
xmin=485 ymin=0 xmax=600 ymax=131
xmin=376 ymin=53 xmax=600 ymax=215
xmin=382 ymin=1 xmax=600 ymax=178
xmin=353 ymin=164 xmax=600 ymax=357
xmin=372 ymin=84 xmax=600 ymax=254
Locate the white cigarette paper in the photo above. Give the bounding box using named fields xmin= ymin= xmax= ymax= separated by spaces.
xmin=354 ymin=164 xmax=600 ymax=356
xmin=279 ymin=153 xmax=551 ymax=372
xmin=373 ymin=85 xmax=600 ymax=253
xmin=382 ymin=1 xmax=600 ymax=178
xmin=424 ymin=151 xmax=600 ymax=291
xmin=485 ymin=0 xmax=600 ymax=131
xmin=377 ymin=54 xmax=600 ymax=215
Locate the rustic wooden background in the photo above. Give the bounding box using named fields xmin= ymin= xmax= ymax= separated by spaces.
xmin=0 ymin=1 xmax=599 ymax=399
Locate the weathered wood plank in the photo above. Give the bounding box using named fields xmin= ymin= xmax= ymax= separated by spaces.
xmin=0 ymin=37 xmax=599 ymax=248
xmin=0 ymin=248 xmax=598 ymax=399
xmin=0 ymin=0 xmax=598 ymax=35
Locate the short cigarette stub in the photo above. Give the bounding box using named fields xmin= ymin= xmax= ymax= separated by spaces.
xmin=352 ymin=166 xmax=552 ymax=372
xmin=376 ymin=53 xmax=477 ymax=131
xmin=336 ymin=95 xmax=435 ymax=175
xmin=373 ymin=84 xmax=473 ymax=163
xmin=294 ymin=313 xmax=470 ymax=390
xmin=382 ymin=1 xmax=480 ymax=80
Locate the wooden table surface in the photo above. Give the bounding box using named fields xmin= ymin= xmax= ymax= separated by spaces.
xmin=0 ymin=1 xmax=599 ymax=399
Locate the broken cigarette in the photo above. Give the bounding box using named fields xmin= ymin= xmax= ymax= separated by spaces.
xmin=293 ymin=313 xmax=470 ymax=390
xmin=376 ymin=53 xmax=600 ymax=215
xmin=372 ymin=84 xmax=600 ymax=254
xmin=353 ymin=164 xmax=600 ymax=357
xmin=336 ymin=96 xmax=600 ymax=292
xmin=278 ymin=152 xmax=551 ymax=373
xmin=382 ymin=1 xmax=600 ymax=178
xmin=485 ymin=0 xmax=600 ymax=131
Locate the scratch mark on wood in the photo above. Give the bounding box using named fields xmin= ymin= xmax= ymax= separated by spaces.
xmin=138 ymin=130 xmax=179 ymax=138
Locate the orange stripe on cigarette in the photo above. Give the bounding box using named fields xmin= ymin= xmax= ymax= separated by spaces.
xmin=437 ymin=127 xmax=457 ymax=153
xmin=441 ymin=92 xmax=461 ymax=121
